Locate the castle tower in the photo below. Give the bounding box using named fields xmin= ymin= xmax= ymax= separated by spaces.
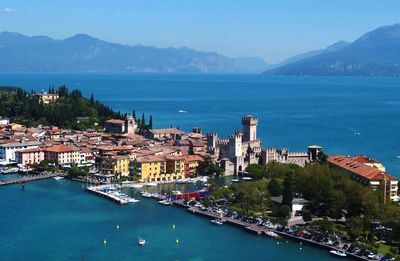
xmin=124 ymin=115 xmax=137 ymax=134
xmin=229 ymin=131 xmax=243 ymax=158
xmin=242 ymin=115 xmax=258 ymax=142
xmin=207 ymin=132 xmax=218 ymax=154
xmin=307 ymin=145 xmax=322 ymax=161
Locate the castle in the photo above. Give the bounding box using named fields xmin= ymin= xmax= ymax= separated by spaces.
xmin=207 ymin=115 xmax=321 ymax=175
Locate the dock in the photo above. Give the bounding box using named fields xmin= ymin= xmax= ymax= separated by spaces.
xmin=86 ymin=185 xmax=130 ymax=205
xmin=0 ymin=173 xmax=63 ymax=186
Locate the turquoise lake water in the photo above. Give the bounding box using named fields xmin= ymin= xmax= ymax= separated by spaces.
xmin=0 ymin=73 xmax=399 ymax=260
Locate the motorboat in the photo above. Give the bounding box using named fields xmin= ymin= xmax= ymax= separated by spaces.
xmin=127 ymin=198 xmax=140 ymax=203
xmin=159 ymin=199 xmax=173 ymax=205
xmin=0 ymin=167 xmax=19 ymax=174
xmin=138 ymin=239 xmax=146 ymax=246
xmin=211 ymin=219 xmax=224 ymax=225
xmin=232 ymin=179 xmax=240 ymax=183
xmin=242 ymin=177 xmax=253 ymax=181
xmin=131 ymin=184 xmax=144 ymax=189
xmin=175 ymin=179 xmax=187 ymax=184
xmin=329 ymin=250 xmax=347 ymax=257
xmin=53 ymin=176 xmax=64 ymax=181
xmin=145 ymin=182 xmax=157 ymax=187
xmin=141 ymin=192 xmax=153 ymax=198
xmin=172 ymin=190 xmax=182 ymax=195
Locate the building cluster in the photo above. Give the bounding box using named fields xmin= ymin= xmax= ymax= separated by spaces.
xmin=328 ymin=155 xmax=399 ymax=202
xmin=0 ymin=113 xmax=398 ymax=201
xmin=207 ymin=115 xmax=321 ymax=175
xmin=0 ymin=117 xmax=206 ymax=183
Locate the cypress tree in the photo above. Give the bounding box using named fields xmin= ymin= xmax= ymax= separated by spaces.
xmin=149 ymin=115 xmax=153 ymax=129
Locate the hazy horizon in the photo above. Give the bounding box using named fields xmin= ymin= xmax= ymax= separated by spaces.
xmin=1 ymin=0 xmax=400 ymax=63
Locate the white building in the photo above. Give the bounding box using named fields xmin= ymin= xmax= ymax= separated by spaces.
xmin=0 ymin=140 xmax=42 ymax=165
xmin=0 ymin=117 xmax=10 ymax=125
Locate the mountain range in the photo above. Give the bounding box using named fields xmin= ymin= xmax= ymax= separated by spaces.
xmin=0 ymin=32 xmax=269 ymax=73
xmin=265 ymin=24 xmax=400 ymax=76
xmin=2 ymin=24 xmax=400 ymax=75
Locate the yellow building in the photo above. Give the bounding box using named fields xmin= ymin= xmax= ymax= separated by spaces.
xmin=44 ymin=144 xmax=79 ymax=165
xmin=97 ymin=155 xmax=130 ymax=177
xmin=36 ymin=91 xmax=59 ymax=104
xmin=133 ymin=156 xmax=185 ymax=182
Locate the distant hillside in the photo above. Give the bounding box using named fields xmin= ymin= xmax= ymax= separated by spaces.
xmin=265 ymin=24 xmax=400 ymax=76
xmin=0 ymin=32 xmax=269 ymax=74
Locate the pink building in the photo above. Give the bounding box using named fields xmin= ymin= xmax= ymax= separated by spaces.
xmin=15 ymin=148 xmax=45 ymax=167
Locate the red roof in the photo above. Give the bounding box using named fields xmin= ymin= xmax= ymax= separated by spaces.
xmin=106 ymin=119 xmax=124 ymax=124
xmin=352 ymin=155 xmax=380 ymax=164
xmin=44 ymin=144 xmax=78 ymax=153
xmin=327 ymin=155 xmax=397 ymax=181
xmin=181 ymin=155 xmax=204 ymax=162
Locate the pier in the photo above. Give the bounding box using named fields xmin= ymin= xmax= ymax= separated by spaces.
xmin=86 ymin=185 xmax=130 ymax=205
xmin=0 ymin=173 xmax=63 ymax=186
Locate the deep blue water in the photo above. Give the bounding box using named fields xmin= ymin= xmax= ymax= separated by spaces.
xmin=0 ymin=179 xmax=338 ymax=261
xmin=2 ymin=73 xmax=399 ymax=175
xmin=0 ymin=73 xmax=399 ymax=260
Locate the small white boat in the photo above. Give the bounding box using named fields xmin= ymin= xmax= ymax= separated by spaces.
xmin=138 ymin=239 xmax=146 ymax=246
xmin=175 ymin=179 xmax=187 ymax=184
xmin=354 ymin=132 xmax=360 ymax=136
xmin=178 ymin=110 xmax=187 ymax=113
xmin=145 ymin=182 xmax=157 ymax=187
xmin=396 ymin=155 xmax=400 ymax=159
xmin=127 ymin=198 xmax=140 ymax=203
xmin=265 ymin=231 xmax=280 ymax=238
xmin=242 ymin=177 xmax=253 ymax=181
xmin=232 ymin=179 xmax=240 ymax=183
xmin=172 ymin=190 xmax=182 ymax=195
xmin=329 ymin=250 xmax=347 ymax=257
xmin=141 ymin=192 xmax=153 ymax=198
xmin=211 ymin=219 xmax=224 ymax=225
xmin=53 ymin=176 xmax=64 ymax=180
xmin=159 ymin=199 xmax=173 ymax=205
xmin=131 ymin=184 xmax=144 ymax=189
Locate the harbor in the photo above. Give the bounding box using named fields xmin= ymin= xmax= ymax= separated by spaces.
xmin=86 ymin=184 xmax=140 ymax=205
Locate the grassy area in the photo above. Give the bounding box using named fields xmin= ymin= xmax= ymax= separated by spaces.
xmin=376 ymin=243 xmax=391 ymax=255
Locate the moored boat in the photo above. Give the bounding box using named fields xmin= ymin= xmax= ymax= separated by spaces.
xmin=138 ymin=239 xmax=146 ymax=246
xmin=211 ymin=219 xmax=224 ymax=225
xmin=158 ymin=199 xmax=173 ymax=205
xmin=329 ymin=250 xmax=347 ymax=257
xmin=53 ymin=176 xmax=64 ymax=180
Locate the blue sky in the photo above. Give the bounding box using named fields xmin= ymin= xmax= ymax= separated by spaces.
xmin=1 ymin=0 xmax=400 ymax=63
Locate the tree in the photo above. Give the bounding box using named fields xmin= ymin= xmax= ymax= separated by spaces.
xmin=188 ymin=143 xmax=194 ymax=155
xmin=282 ymin=171 xmax=294 ymax=206
xmin=149 ymin=115 xmax=153 ymax=129
xmin=268 ymin=178 xmax=282 ymax=196
xmin=302 ymin=209 xmax=312 ymax=222
xmin=90 ymin=93 xmax=95 ymax=105
xmin=245 ymin=164 xmax=266 ymax=180
xmin=196 ymin=156 xmax=223 ymax=176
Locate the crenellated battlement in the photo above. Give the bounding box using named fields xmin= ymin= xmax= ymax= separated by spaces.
xmin=242 ymin=115 xmax=258 ymax=126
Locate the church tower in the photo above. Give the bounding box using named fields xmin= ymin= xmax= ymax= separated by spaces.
xmin=124 ymin=115 xmax=137 ymax=134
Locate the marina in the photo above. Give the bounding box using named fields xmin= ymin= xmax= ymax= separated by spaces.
xmin=86 ymin=185 xmax=140 ymax=205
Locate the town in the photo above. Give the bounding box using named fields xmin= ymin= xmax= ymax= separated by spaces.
xmin=0 ymin=87 xmax=399 ymax=260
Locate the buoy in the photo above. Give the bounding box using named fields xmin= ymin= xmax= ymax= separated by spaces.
xmin=176 ymin=238 xmax=179 ymax=244
xmin=172 ymin=224 xmax=176 ymax=230
xmin=103 ymin=239 xmax=107 ymax=245
xmin=116 ymin=224 xmax=120 ymax=230
xmin=277 ymin=242 xmax=280 ymax=245
xmin=299 ymin=247 xmax=302 ymax=250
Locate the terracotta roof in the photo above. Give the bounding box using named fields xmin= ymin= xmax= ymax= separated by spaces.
xmin=181 ymin=155 xmax=204 ymax=162
xmin=16 ymin=147 xmax=43 ymax=153
xmin=105 ymin=119 xmax=124 ymax=124
xmin=327 ymin=155 xmax=397 ymax=181
xmin=149 ymin=128 xmax=183 ymax=135
xmin=136 ymin=155 xmax=166 ymax=163
xmin=44 ymin=144 xmax=78 ymax=153
xmin=352 ymin=155 xmax=380 ymax=164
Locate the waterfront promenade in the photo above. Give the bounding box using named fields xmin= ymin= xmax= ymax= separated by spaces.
xmin=0 ymin=172 xmax=63 ymax=186
xmin=153 ymin=197 xmax=370 ymax=261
